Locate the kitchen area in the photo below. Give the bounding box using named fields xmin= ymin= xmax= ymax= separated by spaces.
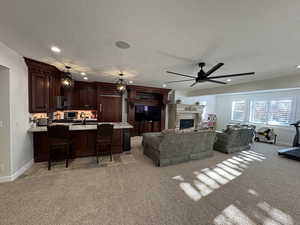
xmin=25 ymin=58 xmax=170 ymax=164
xmin=25 ymin=58 xmax=133 ymax=163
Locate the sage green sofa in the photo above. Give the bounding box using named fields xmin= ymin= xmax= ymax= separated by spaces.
xmin=142 ymin=130 xmax=216 ymax=167
xmin=213 ymin=125 xmax=255 ymax=154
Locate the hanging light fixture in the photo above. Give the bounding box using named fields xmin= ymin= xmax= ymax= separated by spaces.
xmin=61 ymin=65 xmax=74 ymax=87
xmin=116 ymin=73 xmax=127 ymax=92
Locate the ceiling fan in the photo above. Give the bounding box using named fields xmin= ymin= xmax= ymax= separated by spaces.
xmin=166 ymin=62 xmax=255 ymax=87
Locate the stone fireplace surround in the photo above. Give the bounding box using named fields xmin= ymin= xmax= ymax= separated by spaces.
xmin=168 ymin=104 xmax=204 ymax=130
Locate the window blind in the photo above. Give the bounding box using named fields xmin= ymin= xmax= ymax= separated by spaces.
xmin=231 ymin=101 xmax=246 ymax=121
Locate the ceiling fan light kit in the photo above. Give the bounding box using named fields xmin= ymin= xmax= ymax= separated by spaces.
xmin=166 ymin=62 xmax=255 ymax=87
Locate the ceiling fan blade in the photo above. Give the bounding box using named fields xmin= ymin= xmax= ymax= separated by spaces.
xmin=190 ymin=82 xmax=198 ymax=87
xmin=166 ymin=71 xmax=196 ymax=79
xmin=209 ymin=72 xmax=255 ymax=79
xmin=205 ymin=79 xmax=227 ymax=84
xmin=165 ymin=79 xmax=195 ymax=84
xmin=205 ymin=63 xmax=224 ymax=76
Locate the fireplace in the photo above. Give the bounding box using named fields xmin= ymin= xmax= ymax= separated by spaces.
xmin=180 ymin=119 xmax=194 ymax=129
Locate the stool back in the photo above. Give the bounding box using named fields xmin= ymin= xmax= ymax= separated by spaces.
xmin=97 ymin=124 xmax=114 ymax=142
xmin=48 ymin=125 xmax=70 ymax=140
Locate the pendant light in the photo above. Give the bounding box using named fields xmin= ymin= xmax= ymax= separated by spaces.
xmin=116 ymin=73 xmax=127 ymax=92
xmin=61 ymin=66 xmax=74 ymax=87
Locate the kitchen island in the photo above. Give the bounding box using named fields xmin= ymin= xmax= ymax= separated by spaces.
xmin=28 ymin=122 xmax=133 ymax=162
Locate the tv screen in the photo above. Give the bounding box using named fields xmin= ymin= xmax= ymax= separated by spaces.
xmin=135 ymin=105 xmax=161 ymax=121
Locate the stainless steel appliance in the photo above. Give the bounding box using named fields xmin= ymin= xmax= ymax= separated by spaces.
xmin=37 ymin=118 xmax=48 ymax=126
xmin=64 ymin=112 xmax=78 ymax=120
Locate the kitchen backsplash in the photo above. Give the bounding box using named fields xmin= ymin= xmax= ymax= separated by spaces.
xmin=30 ymin=110 xmax=97 ymax=120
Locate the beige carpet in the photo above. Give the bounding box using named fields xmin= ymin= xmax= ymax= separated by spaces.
xmin=0 ymin=137 xmax=300 ymax=225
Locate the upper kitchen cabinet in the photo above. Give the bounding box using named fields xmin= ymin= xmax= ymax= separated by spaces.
xmin=73 ymin=81 xmax=97 ymax=110
xmin=25 ymin=58 xmax=62 ymax=113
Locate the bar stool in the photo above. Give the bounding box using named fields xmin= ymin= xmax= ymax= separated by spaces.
xmin=96 ymin=124 xmax=114 ymax=163
xmin=47 ymin=125 xmax=71 ymax=170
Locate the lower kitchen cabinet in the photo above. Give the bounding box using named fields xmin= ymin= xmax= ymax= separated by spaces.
xmin=33 ymin=129 xmax=124 ymax=162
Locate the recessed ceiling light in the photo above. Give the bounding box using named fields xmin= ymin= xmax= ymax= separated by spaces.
xmin=227 ymin=79 xmax=231 ymax=82
xmin=297 ymin=65 xmax=300 ymax=69
xmin=129 ymin=80 xmax=133 ymax=84
xmin=51 ymin=46 xmax=61 ymax=53
xmin=83 ymin=76 xmax=88 ymax=80
xmin=115 ymin=41 xmax=130 ymax=49
xmin=162 ymin=84 xmax=167 ymax=88
xmin=81 ymin=72 xmax=86 ymax=76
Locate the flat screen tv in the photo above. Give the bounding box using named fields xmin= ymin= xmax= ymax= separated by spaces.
xmin=135 ymin=105 xmax=161 ymax=121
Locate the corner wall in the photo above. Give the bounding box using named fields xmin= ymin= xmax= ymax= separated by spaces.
xmin=0 ymin=67 xmax=11 ymax=177
xmin=0 ymin=41 xmax=33 ymax=182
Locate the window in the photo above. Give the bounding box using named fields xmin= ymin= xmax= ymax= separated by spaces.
xmin=268 ymin=99 xmax=292 ymax=125
xmin=248 ymin=99 xmax=293 ymax=126
xmin=249 ymin=100 xmax=268 ymax=123
xmin=231 ymin=101 xmax=246 ymax=121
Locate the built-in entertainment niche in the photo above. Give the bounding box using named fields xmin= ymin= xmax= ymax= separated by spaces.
xmin=135 ymin=105 xmax=161 ymax=122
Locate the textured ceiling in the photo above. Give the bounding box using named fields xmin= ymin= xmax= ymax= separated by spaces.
xmin=1 ymin=0 xmax=300 ymax=90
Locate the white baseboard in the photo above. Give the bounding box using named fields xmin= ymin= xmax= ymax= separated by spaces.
xmin=0 ymin=159 xmax=33 ymax=183
xmin=276 ymin=141 xmax=291 ymax=147
xmin=0 ymin=175 xmax=12 ymax=183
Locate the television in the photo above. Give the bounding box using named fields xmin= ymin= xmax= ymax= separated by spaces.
xmin=135 ymin=105 xmax=161 ymax=121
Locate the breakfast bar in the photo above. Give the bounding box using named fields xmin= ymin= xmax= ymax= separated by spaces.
xmin=29 ymin=122 xmax=133 ymax=162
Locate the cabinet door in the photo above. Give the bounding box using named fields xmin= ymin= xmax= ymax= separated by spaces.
xmin=78 ymin=82 xmax=88 ymax=108
xmin=98 ymin=95 xmax=122 ymax=122
xmin=30 ymin=71 xmax=50 ymax=113
xmin=87 ymin=85 xmax=96 ymax=109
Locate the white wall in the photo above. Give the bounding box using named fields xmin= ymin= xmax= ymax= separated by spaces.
xmin=0 ymin=41 xmax=33 ymax=182
xmin=0 ymin=67 xmax=11 ymax=177
xmin=215 ymin=89 xmax=300 ymax=146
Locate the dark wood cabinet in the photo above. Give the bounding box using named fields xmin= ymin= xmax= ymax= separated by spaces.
xmin=33 ymin=129 xmax=124 ymax=162
xmin=72 ymin=81 xmax=97 ymax=110
xmin=127 ymin=85 xmax=170 ymax=136
xmin=25 ymin=58 xmax=62 ymax=113
xmin=97 ymin=82 xmax=122 ymax=122
xmin=98 ymin=95 xmax=122 ymax=122
xmin=30 ymin=71 xmax=50 ymax=112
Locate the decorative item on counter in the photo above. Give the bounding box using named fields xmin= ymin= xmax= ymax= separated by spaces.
xmin=29 ymin=117 xmax=37 ymax=128
xmin=195 ymin=101 xmax=200 ymax=105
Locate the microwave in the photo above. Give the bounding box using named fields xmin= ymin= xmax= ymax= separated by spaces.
xmin=64 ymin=112 xmax=78 ymax=120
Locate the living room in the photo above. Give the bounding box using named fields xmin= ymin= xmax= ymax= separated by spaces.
xmin=1 ymin=1 xmax=300 ymax=224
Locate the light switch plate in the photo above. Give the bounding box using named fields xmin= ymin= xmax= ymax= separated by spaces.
xmin=0 ymin=121 xmax=3 ymax=128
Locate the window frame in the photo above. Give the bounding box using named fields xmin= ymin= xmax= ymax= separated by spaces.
xmin=230 ymin=96 xmax=295 ymax=128
xmin=231 ymin=100 xmax=247 ymax=122
xmin=267 ymin=98 xmax=294 ymax=126
xmin=249 ymin=100 xmax=269 ymax=124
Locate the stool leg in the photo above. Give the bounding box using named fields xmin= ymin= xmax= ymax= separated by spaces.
xmin=110 ymin=144 xmax=113 ymax=161
xmin=96 ymin=144 xmax=99 ymax=164
xmin=66 ymin=145 xmax=69 ymax=168
xmin=48 ymin=150 xmax=51 ymax=171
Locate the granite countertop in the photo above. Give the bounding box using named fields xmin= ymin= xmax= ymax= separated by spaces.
xmin=28 ymin=122 xmax=133 ymax=132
